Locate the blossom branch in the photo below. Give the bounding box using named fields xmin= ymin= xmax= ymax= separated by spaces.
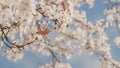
xmin=0 ymin=24 xmax=37 ymax=49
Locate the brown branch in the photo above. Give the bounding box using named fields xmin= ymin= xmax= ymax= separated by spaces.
xmin=0 ymin=24 xmax=37 ymax=49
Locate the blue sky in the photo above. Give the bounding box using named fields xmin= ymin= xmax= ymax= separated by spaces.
xmin=0 ymin=0 xmax=120 ymax=68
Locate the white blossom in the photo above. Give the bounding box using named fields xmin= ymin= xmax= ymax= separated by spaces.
xmin=0 ymin=0 xmax=120 ymax=68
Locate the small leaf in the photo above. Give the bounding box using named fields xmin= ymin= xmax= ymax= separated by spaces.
xmin=41 ymin=28 xmax=50 ymax=35
xmin=36 ymin=26 xmax=42 ymax=34
xmin=12 ymin=22 xmax=21 ymax=28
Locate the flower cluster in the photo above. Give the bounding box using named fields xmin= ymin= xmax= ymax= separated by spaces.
xmin=0 ymin=0 xmax=120 ymax=68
